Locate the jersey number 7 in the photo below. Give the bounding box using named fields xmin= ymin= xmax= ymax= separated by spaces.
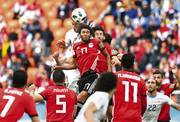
xmin=0 ymin=95 xmax=15 ymax=117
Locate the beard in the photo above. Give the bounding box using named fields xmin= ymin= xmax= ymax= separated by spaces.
xmin=148 ymin=88 xmax=155 ymax=93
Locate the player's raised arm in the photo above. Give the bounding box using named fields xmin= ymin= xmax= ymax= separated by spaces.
xmin=99 ymin=42 xmax=111 ymax=72
xmin=171 ymin=102 xmax=180 ymax=110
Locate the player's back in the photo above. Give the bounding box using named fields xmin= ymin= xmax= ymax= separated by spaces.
xmin=40 ymin=85 xmax=77 ymax=122
xmin=113 ymin=70 xmax=146 ymax=122
xmin=0 ymin=88 xmax=37 ymax=122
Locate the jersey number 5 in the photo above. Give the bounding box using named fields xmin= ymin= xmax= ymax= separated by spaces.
xmin=122 ymin=81 xmax=138 ymax=103
xmin=56 ymin=95 xmax=66 ymax=113
xmin=0 ymin=95 xmax=15 ymax=117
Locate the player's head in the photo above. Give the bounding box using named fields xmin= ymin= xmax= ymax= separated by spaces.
xmin=71 ymin=8 xmax=87 ymax=32
xmin=12 ymin=70 xmax=27 ymax=88
xmin=104 ymin=33 xmax=112 ymax=44
xmin=52 ymin=70 xmax=65 ymax=84
xmin=121 ymin=53 xmax=135 ymax=69
xmin=95 ymin=72 xmax=117 ymax=93
xmin=153 ymin=69 xmax=164 ymax=87
xmin=78 ymin=23 xmax=91 ymax=43
xmin=146 ymin=78 xmax=158 ymax=93
xmin=92 ymin=25 xmax=105 ymax=41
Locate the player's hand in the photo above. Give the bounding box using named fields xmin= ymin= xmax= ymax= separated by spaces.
xmin=111 ymin=56 xmax=121 ymax=65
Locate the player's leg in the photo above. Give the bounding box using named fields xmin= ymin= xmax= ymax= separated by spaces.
xmin=76 ymin=70 xmax=99 ymax=116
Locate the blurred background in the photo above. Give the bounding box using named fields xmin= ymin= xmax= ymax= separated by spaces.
xmin=0 ymin=0 xmax=179 ymax=121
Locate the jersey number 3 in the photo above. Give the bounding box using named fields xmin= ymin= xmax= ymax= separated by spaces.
xmin=122 ymin=81 xmax=138 ymax=103
xmin=56 ymin=95 xmax=66 ymax=113
xmin=0 ymin=95 xmax=15 ymax=117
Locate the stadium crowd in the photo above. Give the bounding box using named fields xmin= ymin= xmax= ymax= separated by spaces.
xmin=0 ymin=0 xmax=180 ymax=122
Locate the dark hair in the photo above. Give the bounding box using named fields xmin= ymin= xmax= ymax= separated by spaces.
xmin=104 ymin=33 xmax=112 ymax=44
xmin=153 ymin=69 xmax=164 ymax=78
xmin=95 ymin=72 xmax=117 ymax=92
xmin=121 ymin=53 xmax=135 ymax=69
xmin=13 ymin=70 xmax=27 ymax=88
xmin=92 ymin=25 xmax=105 ymax=37
xmin=53 ymin=70 xmax=65 ymax=83
xmin=0 ymin=82 xmax=2 ymax=88
xmin=77 ymin=23 xmax=91 ymax=34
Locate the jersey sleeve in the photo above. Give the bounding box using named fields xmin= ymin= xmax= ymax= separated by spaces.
xmin=24 ymin=95 xmax=38 ymax=117
xmin=40 ymin=88 xmax=49 ymax=100
xmin=163 ymin=94 xmax=175 ymax=105
xmin=167 ymin=83 xmax=176 ymax=93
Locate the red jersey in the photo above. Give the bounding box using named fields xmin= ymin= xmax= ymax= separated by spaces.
xmin=73 ymin=39 xmax=106 ymax=75
xmin=157 ymin=83 xmax=176 ymax=121
xmin=0 ymin=88 xmax=38 ymax=122
xmin=40 ymin=85 xmax=77 ymax=122
xmin=112 ymin=70 xmax=147 ymax=122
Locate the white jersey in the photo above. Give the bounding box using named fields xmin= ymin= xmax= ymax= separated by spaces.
xmin=75 ymin=91 xmax=110 ymax=122
xmin=143 ymin=92 xmax=174 ymax=122
xmin=58 ymin=47 xmax=80 ymax=88
xmin=64 ymin=28 xmax=81 ymax=92
xmin=64 ymin=28 xmax=81 ymax=48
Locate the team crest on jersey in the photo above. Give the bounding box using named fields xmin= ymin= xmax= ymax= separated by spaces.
xmin=88 ymin=43 xmax=94 ymax=48
xmin=77 ymin=46 xmax=80 ymax=49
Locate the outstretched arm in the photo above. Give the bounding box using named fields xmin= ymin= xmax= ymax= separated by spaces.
xmin=171 ymin=102 xmax=180 ymax=111
xmin=98 ymin=41 xmax=111 ymax=72
xmin=53 ymin=56 xmax=77 ymax=70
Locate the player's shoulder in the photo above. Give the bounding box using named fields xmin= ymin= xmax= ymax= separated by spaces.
xmin=117 ymin=70 xmax=143 ymax=81
xmin=156 ymin=92 xmax=169 ymax=99
xmin=161 ymin=83 xmax=176 ymax=89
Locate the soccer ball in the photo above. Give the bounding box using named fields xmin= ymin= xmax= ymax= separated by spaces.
xmin=71 ymin=8 xmax=87 ymax=23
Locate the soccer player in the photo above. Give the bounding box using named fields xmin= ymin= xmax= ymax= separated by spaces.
xmin=51 ymin=40 xmax=80 ymax=92
xmin=143 ymin=78 xmax=180 ymax=122
xmin=153 ymin=66 xmax=180 ymax=122
xmin=112 ymin=53 xmax=147 ymax=122
xmin=75 ymin=72 xmax=117 ymax=122
xmin=31 ymin=70 xmax=77 ymax=122
xmin=54 ymin=23 xmax=111 ymax=115
xmin=0 ymin=70 xmax=40 ymax=122
xmin=59 ymin=7 xmax=93 ymax=94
